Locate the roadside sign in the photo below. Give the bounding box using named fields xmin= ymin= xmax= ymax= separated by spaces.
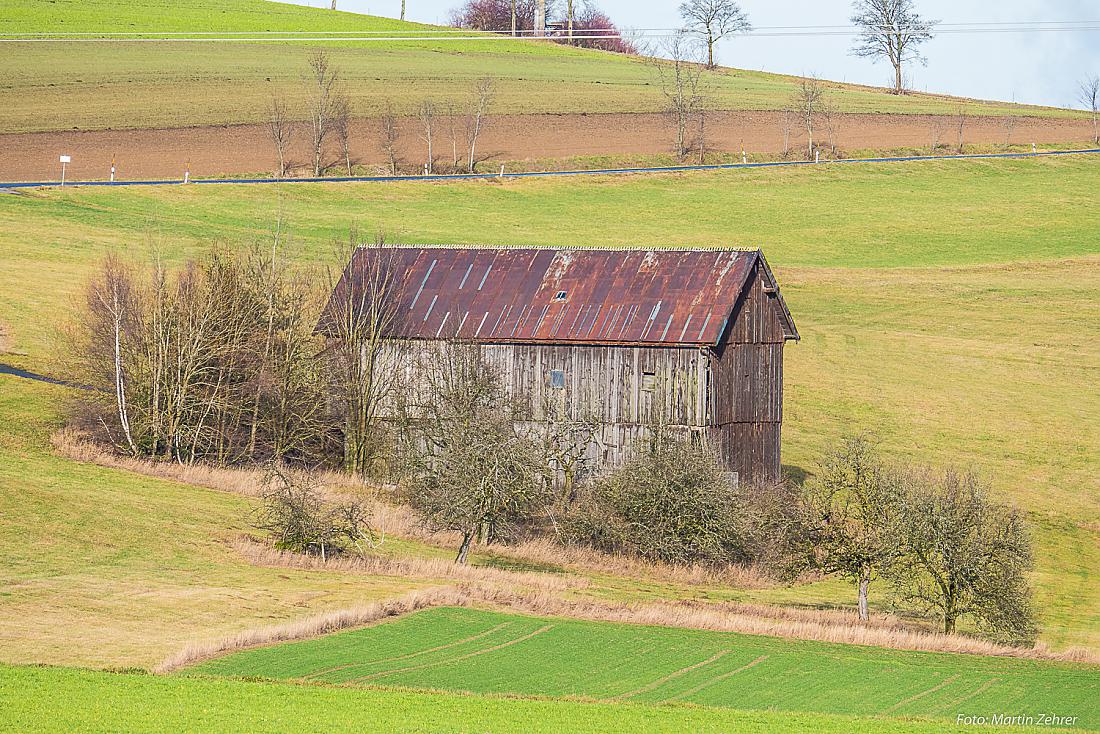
xmin=59 ymin=155 xmax=71 ymax=164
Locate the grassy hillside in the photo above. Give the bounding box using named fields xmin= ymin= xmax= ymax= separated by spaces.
xmin=1 ymin=156 xmax=1097 ymax=652
xmin=4 ymin=665 xmax=1075 ymax=734
xmin=191 ymin=606 xmax=1100 ymax=725
xmin=0 ymin=0 xmax=1081 ymax=133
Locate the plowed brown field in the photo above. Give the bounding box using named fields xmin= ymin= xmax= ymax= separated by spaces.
xmin=2 ymin=111 xmax=1093 ymax=182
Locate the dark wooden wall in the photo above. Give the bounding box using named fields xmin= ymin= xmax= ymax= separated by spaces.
xmin=711 ymin=261 xmax=786 ymax=484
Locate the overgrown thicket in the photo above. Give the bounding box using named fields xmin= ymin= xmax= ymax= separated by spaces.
xmin=565 ymin=427 xmax=761 ymax=566
xmin=67 ymin=241 xmax=331 ymax=465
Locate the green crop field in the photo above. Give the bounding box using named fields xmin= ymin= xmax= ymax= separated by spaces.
xmin=0 ymin=0 xmax=1081 ymax=133
xmin=190 ymin=606 xmax=1100 ymax=727
xmin=5 ymin=663 xmax=1080 ymax=734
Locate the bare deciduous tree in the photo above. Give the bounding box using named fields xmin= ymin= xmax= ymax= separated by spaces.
xmin=798 ymin=437 xmax=905 ymax=622
xmin=791 ymin=76 xmax=825 ymax=160
xmin=780 ymin=107 xmax=794 ymax=158
xmin=332 ymin=95 xmax=353 ymax=176
xmin=678 ymin=0 xmax=751 ymax=69
xmin=306 ymin=50 xmax=347 ymax=178
xmin=850 ymin=0 xmax=937 ymax=95
xmin=398 ymin=343 xmax=546 ymax=564
xmin=379 ymin=102 xmax=402 ymax=176
xmin=465 ymin=77 xmax=496 ymax=173
xmin=928 ymin=115 xmax=945 ymax=153
xmin=652 ymin=34 xmax=709 ymax=161
xmin=1001 ymin=115 xmax=1017 ymax=150
xmin=268 ymin=93 xmax=295 ymax=179
xmin=322 ymin=233 xmax=405 ymax=477
xmin=1079 ymin=74 xmax=1100 ymax=145
xmin=893 ymin=469 xmax=1037 ymax=643
xmin=417 ymin=99 xmax=437 ymax=174
xmin=954 ymin=105 xmax=967 ymax=154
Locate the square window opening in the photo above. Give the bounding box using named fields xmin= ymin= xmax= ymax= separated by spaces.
xmin=550 ymin=369 xmax=566 ymax=389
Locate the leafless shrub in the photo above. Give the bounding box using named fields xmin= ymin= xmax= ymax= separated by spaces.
xmin=417 ymin=99 xmax=437 ymax=174
xmin=563 ymin=425 xmax=749 ymax=566
xmin=306 ymin=50 xmax=349 ymax=177
xmin=465 ymin=77 xmax=496 ymax=173
xmin=332 ymin=95 xmax=353 ymax=176
xmin=253 ymin=465 xmax=378 ymax=560
xmin=651 ymin=34 xmax=709 ymax=161
xmin=954 ymin=106 xmax=967 ymax=153
xmin=1080 ymin=75 xmax=1100 ymax=144
xmin=791 ymin=75 xmax=825 ymax=160
xmin=377 ymin=103 xmax=402 ymax=176
xmin=268 ymin=93 xmax=295 ymax=179
xmin=929 ymin=115 xmax=946 ymax=153
xmin=1001 ymin=115 xmax=1017 ymax=149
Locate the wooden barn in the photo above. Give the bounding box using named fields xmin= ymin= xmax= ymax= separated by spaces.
xmin=330 ymin=245 xmax=799 ymax=484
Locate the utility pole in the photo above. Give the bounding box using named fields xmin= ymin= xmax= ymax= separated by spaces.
xmin=330 ymin=0 xmax=336 ymax=10
xmin=511 ymin=0 xmax=517 ymax=36
xmin=400 ymin=0 xmax=406 ymax=20
xmin=567 ymin=0 xmax=574 ymax=42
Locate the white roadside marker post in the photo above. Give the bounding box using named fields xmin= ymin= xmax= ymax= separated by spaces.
xmin=59 ymin=155 xmax=71 ymax=187
xmin=110 ymin=155 xmax=116 ymax=183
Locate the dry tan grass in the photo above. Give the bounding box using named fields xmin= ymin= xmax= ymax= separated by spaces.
xmin=57 ymin=430 xmax=1100 ymax=667
xmin=0 ymin=321 xmax=10 ymax=354
xmin=154 ymin=587 xmax=469 ymax=673
xmin=55 ymin=430 xmax=772 ymax=589
xmin=233 ymin=538 xmax=587 ymax=593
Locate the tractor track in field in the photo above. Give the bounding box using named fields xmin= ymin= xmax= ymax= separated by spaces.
xmin=347 ymin=624 xmax=556 ymax=684
xmin=300 ymin=621 xmax=516 ymax=681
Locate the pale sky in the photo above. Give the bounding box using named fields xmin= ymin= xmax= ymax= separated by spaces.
xmin=280 ymin=0 xmax=1099 ymax=109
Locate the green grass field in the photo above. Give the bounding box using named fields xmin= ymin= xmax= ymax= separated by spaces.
xmin=6 ymin=664 xmax=1078 ymax=734
xmin=1 ymin=155 xmax=1097 ymax=652
xmin=190 ymin=606 xmax=1100 ymax=726
xmin=0 ymin=0 xmax=1081 ymax=133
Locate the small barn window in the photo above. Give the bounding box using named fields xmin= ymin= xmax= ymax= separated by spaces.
xmin=641 ymin=371 xmax=657 ymax=391
xmin=553 ymin=290 xmax=568 ymax=302
xmin=549 ymin=369 xmax=566 ymax=388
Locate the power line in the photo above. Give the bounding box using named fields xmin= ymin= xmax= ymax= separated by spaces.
xmin=3 ymin=21 xmax=1099 ymax=42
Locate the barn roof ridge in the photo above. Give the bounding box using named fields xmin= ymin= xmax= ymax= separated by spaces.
xmin=359 ymin=243 xmax=762 ymax=253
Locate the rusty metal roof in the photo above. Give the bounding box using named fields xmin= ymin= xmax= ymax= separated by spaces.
xmin=328 ymin=246 xmax=797 ymax=346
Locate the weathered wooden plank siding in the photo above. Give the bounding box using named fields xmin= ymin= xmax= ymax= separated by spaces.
xmin=711 ymin=262 xmax=787 ymax=483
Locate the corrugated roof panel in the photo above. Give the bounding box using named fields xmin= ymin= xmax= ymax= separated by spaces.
xmin=329 ymin=246 xmax=778 ymax=346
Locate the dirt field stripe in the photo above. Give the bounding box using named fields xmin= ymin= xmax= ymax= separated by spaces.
xmin=662 ymin=655 xmax=770 ymax=703
xmin=348 ymin=624 xmax=556 ymax=684
xmin=299 ymin=621 xmax=515 ymax=681
xmin=883 ymin=674 xmax=962 ymax=714
xmin=612 ymin=649 xmax=731 ymax=700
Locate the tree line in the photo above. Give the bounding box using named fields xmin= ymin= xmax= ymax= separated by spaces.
xmin=64 ymin=244 xmax=1038 ymax=647
xmin=269 ymin=51 xmax=497 ymax=179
